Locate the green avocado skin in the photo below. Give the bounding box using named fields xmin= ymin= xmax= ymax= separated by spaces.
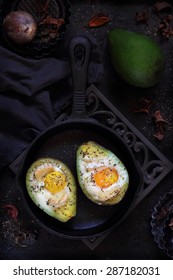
xmin=108 ymin=28 xmax=165 ymax=88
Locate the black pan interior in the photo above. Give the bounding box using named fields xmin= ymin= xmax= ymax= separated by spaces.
xmin=17 ymin=120 xmax=142 ymax=238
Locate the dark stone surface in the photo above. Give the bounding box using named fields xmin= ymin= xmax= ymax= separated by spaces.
xmin=0 ymin=0 xmax=173 ymax=260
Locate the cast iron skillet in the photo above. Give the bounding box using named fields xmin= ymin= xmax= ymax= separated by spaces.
xmin=16 ymin=36 xmax=143 ymax=239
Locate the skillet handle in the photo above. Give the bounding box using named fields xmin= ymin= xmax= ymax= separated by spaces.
xmin=69 ymin=36 xmax=91 ymax=117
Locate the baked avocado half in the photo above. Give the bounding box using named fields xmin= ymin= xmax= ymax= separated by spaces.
xmin=26 ymin=158 xmax=77 ymax=222
xmin=76 ymin=141 xmax=129 ymax=205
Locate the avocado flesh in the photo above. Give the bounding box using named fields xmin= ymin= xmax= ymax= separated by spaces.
xmin=26 ymin=158 xmax=77 ymax=223
xmin=108 ymin=28 xmax=165 ymax=88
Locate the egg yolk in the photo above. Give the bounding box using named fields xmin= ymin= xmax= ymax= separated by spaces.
xmin=93 ymin=167 xmax=118 ymax=188
xmin=44 ymin=171 xmax=66 ymax=194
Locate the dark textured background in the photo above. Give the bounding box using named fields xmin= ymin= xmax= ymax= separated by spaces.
xmin=0 ymin=0 xmax=173 ymax=259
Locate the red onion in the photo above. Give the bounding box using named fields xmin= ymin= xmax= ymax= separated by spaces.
xmin=3 ymin=11 xmax=37 ymax=44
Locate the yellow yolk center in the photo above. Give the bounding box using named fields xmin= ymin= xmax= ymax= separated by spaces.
xmin=44 ymin=171 xmax=66 ymax=194
xmin=93 ymin=167 xmax=118 ymax=188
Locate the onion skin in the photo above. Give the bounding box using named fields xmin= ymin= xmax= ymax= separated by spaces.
xmin=3 ymin=11 xmax=37 ymax=44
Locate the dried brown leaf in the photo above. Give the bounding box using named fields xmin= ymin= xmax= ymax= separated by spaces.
xmin=135 ymin=11 xmax=149 ymax=24
xmin=153 ymin=130 xmax=165 ymax=140
xmin=86 ymin=12 xmax=110 ymax=28
xmin=153 ymin=110 xmax=169 ymax=124
xmin=153 ymin=1 xmax=172 ymax=13
xmin=152 ymin=110 xmax=170 ymax=141
xmin=158 ymin=14 xmax=173 ymax=39
xmin=133 ymin=98 xmax=153 ymax=114
xmin=1 ymin=204 xmax=19 ymax=220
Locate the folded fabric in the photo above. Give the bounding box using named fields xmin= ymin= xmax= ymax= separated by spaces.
xmin=0 ymin=35 xmax=104 ymax=170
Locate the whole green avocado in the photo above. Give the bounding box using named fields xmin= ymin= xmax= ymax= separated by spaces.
xmin=108 ymin=28 xmax=165 ymax=88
